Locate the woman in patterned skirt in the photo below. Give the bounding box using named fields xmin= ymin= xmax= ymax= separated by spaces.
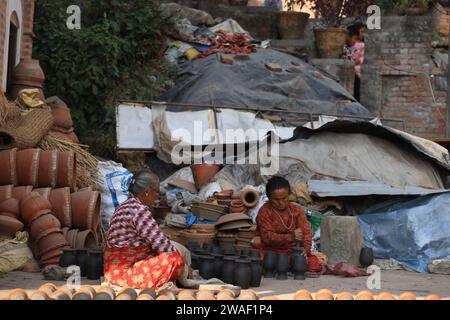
xmin=104 ymin=168 xmax=186 ymax=290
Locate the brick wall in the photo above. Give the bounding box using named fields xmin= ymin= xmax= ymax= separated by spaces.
xmin=360 ymin=16 xmax=448 ymax=139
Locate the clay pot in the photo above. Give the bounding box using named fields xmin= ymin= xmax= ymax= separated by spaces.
xmin=198 ymin=255 xmax=215 ymax=280
xmin=16 ymin=149 xmax=41 ymax=187
xmin=86 ymin=248 xmax=103 ymax=280
xmin=30 ymin=291 xmax=50 ymax=300
xmin=76 ymin=249 xmax=87 ymax=277
xmin=8 ymin=289 xmax=29 ymax=300
xmin=38 ymin=283 xmax=57 ymax=296
xmin=240 ymin=189 xmax=260 ymax=208
xmin=214 ymin=190 xmax=234 ymax=199
xmin=399 ymin=292 xmax=416 ymax=300
xmin=178 ymin=295 xmax=196 ymax=301
xmin=20 ymin=192 xmax=52 ymax=225
xmin=276 ymin=253 xmax=290 ymax=280
xmin=336 ymin=292 xmax=355 ymax=301
xmin=0 ymin=216 xmax=24 ymax=238
xmin=139 ymin=288 xmax=157 ymax=300
xmin=119 ymin=288 xmax=138 ymax=300
xmin=0 ymin=185 xmax=13 ymax=202
xmin=217 ymin=289 xmax=236 ymax=300
xmin=37 ymin=150 xmax=58 ymax=188
xmin=39 ymin=248 xmax=65 ymax=263
xmin=67 ymin=229 xmax=79 ymax=248
xmin=234 ymin=259 xmax=252 ymax=289
xmin=97 ymin=287 xmax=116 ymax=300
xmin=71 ymin=191 xmax=101 ymax=231
xmin=196 ymin=290 xmax=215 ymax=300
xmin=262 ymin=251 xmax=277 ymax=278
xmin=75 ymin=230 xmax=97 ymax=249
xmin=51 ymin=106 xmax=73 ymax=129
xmin=38 ymin=231 xmax=68 ymax=256
xmin=314 ymin=28 xmax=348 ymax=59
xmin=49 ymin=188 xmax=72 ymax=228
xmin=72 ymin=292 xmax=93 ymax=300
xmin=315 ymin=292 xmax=335 ymax=300
xmin=152 ymin=202 xmax=171 ymax=221
xmin=11 ymin=59 xmax=45 ymax=88
xmin=0 ymin=198 xmax=20 ymax=219
xmin=212 ymin=253 xmax=224 ymax=280
xmin=0 ymin=148 xmax=17 ymax=185
xmin=94 ymin=292 xmax=113 ymax=300
xmin=137 ymin=294 xmax=154 ymax=300
xmin=376 ymin=292 xmax=396 ymax=300
xmin=52 ymin=290 xmax=72 ymax=300
xmin=359 ymin=247 xmax=374 ymax=268
xmin=30 ymin=213 xmax=61 ymax=241
xmin=229 ymin=200 xmax=247 ymax=214
xmin=59 ymin=248 xmax=77 ymax=267
xmin=191 ymin=164 xmax=222 ymax=190
xmin=355 ymin=290 xmax=374 ymax=300
xmin=116 ymin=293 xmax=133 ymax=300
xmin=425 ymin=294 xmax=441 ymax=300
xmin=294 ymin=290 xmax=313 ymax=300
xmin=78 ymin=286 xmax=96 ymax=298
xmin=56 ymin=151 xmax=77 ymax=192
xmin=292 ymin=248 xmax=307 ymax=280
xmin=177 ymin=289 xmax=196 ymax=300
xmin=12 ymin=186 xmax=33 ymax=201
xmin=238 ymin=290 xmax=258 ymax=301
xmin=250 ymin=258 xmax=262 ymax=288
xmin=34 ymin=188 xmax=52 ymax=200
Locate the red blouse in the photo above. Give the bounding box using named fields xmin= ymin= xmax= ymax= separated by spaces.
xmin=256 ymin=202 xmax=313 ymax=255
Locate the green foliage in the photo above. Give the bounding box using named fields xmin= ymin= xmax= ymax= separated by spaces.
xmin=33 ymin=0 xmax=170 ymax=158
xmin=376 ymin=0 xmax=430 ymax=15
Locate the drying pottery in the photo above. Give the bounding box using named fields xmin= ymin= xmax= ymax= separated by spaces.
xmin=262 ymin=251 xmax=277 ymax=278
xmin=294 ymin=290 xmax=313 ymax=300
xmin=217 ymin=220 xmax=252 ymax=231
xmin=37 ymin=150 xmax=58 ymax=188
xmin=191 ymin=224 xmax=216 ymax=233
xmin=86 ymin=249 xmax=103 ymax=280
xmin=212 ymin=253 xmax=224 ymax=280
xmin=137 ymin=294 xmax=154 ymax=300
xmin=0 ymin=185 xmax=13 ymax=202
xmin=167 ymin=179 xmax=197 ymax=194
xmin=75 ymin=230 xmax=97 ymax=249
xmin=71 ymin=190 xmax=101 ymax=230
xmin=425 ymin=294 xmax=441 ymax=300
xmin=16 ymin=149 xmax=40 ymax=186
xmin=217 ymin=289 xmax=236 ymax=300
xmin=240 ymin=189 xmax=260 ymax=208
xmin=196 ymin=290 xmax=215 ymax=300
xmin=0 ymin=148 xmax=17 ymax=185
xmin=234 ymin=259 xmax=252 ymax=289
xmin=56 ymin=151 xmax=77 ymax=192
xmin=94 ymin=292 xmax=113 ymax=300
xmin=291 ymin=247 xmax=307 ymax=280
xmin=238 ymin=290 xmax=258 ymax=301
xmin=0 ymin=198 xmax=20 ymax=219
xmin=12 ymin=185 xmax=33 ymax=201
xmin=398 ymin=292 xmax=416 ymax=300
xmin=76 ymin=249 xmax=87 ymax=277
xmin=376 ymin=292 xmax=396 ymax=300
xmin=198 ymin=255 xmax=215 ymax=280
xmin=177 ymin=289 xmax=196 ymax=300
xmin=229 ymin=200 xmax=246 ymax=214
xmin=315 ymin=292 xmax=335 ymax=300
xmin=59 ymin=249 xmax=77 ymax=267
xmin=39 ymin=248 xmax=64 ymax=263
xmin=30 ymin=213 xmax=61 ymax=240
xmin=49 ymin=188 xmax=71 ymax=228
xmin=139 ymin=288 xmax=157 ymax=300
xmin=179 ymin=230 xmax=215 ymax=247
xmin=30 ymin=291 xmax=50 ymax=300
xmin=78 ymin=286 xmax=96 ymax=298
xmin=191 ymin=164 xmax=222 ymax=190
xmin=97 ymin=287 xmax=116 ymax=300
xmin=216 ymin=213 xmax=251 ymax=227
xmin=38 ymin=231 xmax=68 ymax=256
xmin=119 ymin=288 xmax=138 ymax=300
xmin=336 ymin=292 xmax=354 ymax=301
xmin=34 ymin=188 xmax=52 ymax=200
xmin=250 ymin=258 xmax=262 ymax=288
xmin=20 ymin=192 xmax=52 ymax=224
xmin=8 ymin=289 xmax=29 ymax=300
xmin=52 ymin=290 xmax=71 ymax=300
xmin=72 ymin=292 xmax=92 ymax=301
xmin=355 ymin=290 xmax=374 ymax=300
xmin=359 ymin=247 xmax=374 ymax=268
xmin=66 ymin=229 xmax=79 ymax=248
xmin=0 ymin=216 xmax=24 ymax=238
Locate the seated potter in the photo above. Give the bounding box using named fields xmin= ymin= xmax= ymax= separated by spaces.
xmin=104 ymin=168 xmax=186 ymax=290
xmin=256 ymin=176 xmax=323 ymax=273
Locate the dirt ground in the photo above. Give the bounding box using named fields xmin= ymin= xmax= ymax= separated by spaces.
xmin=1 ymin=270 xmax=449 ymax=299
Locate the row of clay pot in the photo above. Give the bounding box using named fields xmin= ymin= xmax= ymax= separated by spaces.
xmin=62 ymin=228 xmax=97 ymax=250
xmin=0 ymin=185 xmax=101 ymax=230
xmin=46 ymin=96 xmax=80 ymax=144
xmin=0 ymin=148 xmax=77 ymax=191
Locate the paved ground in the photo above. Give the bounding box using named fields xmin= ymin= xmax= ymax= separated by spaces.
xmin=1 ymin=270 xmax=449 ymax=299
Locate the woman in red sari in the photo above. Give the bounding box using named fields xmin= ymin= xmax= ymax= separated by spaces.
xmin=256 ymin=176 xmax=323 ymax=275
xmin=104 ymin=168 xmax=186 ymax=290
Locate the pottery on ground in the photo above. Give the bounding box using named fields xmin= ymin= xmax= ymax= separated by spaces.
xmin=234 ymin=259 xmax=252 ymax=289
xmin=30 ymin=213 xmax=61 ymax=241
xmin=56 ymin=151 xmax=77 ymax=192
xmin=75 ymin=230 xmax=97 ymax=249
xmin=70 ymin=190 xmax=101 ymax=231
xmin=336 ymin=292 xmax=354 ymax=301
xmin=262 ymin=251 xmax=277 ymax=278
xmin=0 ymin=185 xmax=13 ymax=202
xmin=7 ymin=289 xmax=29 ymax=300
xmin=0 ymin=198 xmax=20 ymax=219
xmin=39 ymin=248 xmax=65 ymax=263
xmin=139 ymin=288 xmax=157 ymax=300
xmin=38 ymin=231 xmax=68 ymax=256
xmin=66 ymin=229 xmax=79 ymax=248
xmin=59 ymin=248 xmax=77 ymax=267
xmin=11 ymin=59 xmax=45 ymax=88
xmin=11 ymin=185 xmax=33 ymax=201
xmin=86 ymin=248 xmax=104 ymax=280
xmin=293 ymin=290 xmax=313 ymax=300
xmin=359 ymin=247 xmax=374 ymax=268
xmin=96 ymin=287 xmax=116 ymax=300
xmin=38 ymin=283 xmax=57 ymax=295
xmin=16 ymin=149 xmax=41 ymax=187
xmin=30 ymin=291 xmax=50 ymax=300
xmin=0 ymin=148 xmax=17 ymax=185
xmin=20 ymin=191 xmax=52 ymax=225
xmin=33 ymin=188 xmax=52 ymax=200
xmin=0 ymin=216 xmax=24 ymax=238
xmin=51 ymin=290 xmax=71 ymax=300
xmin=37 ymin=150 xmax=58 ymax=188
xmin=198 ymin=255 xmax=215 ymax=280
xmin=49 ymin=187 xmax=72 ymax=228
xmin=191 ymin=164 xmax=222 ymax=191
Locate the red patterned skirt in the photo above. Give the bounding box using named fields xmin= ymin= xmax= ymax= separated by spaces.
xmin=104 ymin=246 xmax=185 ymax=290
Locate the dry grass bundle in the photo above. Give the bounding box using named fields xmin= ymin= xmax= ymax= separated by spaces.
xmin=39 ymin=132 xmax=102 ymax=190
xmin=0 ymin=92 xmax=21 ymax=127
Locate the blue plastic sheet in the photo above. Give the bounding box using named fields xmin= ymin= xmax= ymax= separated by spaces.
xmin=185 ymin=213 xmax=216 ymax=227
xmin=358 ymin=192 xmax=450 ymax=273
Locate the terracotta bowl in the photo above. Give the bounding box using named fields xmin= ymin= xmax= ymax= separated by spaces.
xmin=51 ymin=290 xmax=72 ymax=300
xmin=38 ymin=283 xmax=57 ymax=295
xmin=20 ymin=192 xmax=52 ymax=225
xmin=49 ymin=188 xmax=72 ymax=228
xmin=0 ymin=216 xmax=24 ymax=238
xmin=0 ymin=148 xmax=17 ymax=185
xmin=62 ymin=227 xmax=69 ymax=239
xmin=97 ymin=287 xmax=116 ymax=300
xmin=0 ymin=185 xmax=13 ymax=202
xmin=39 ymin=248 xmax=65 ymax=264
xmin=137 ymin=294 xmax=154 ymax=300
xmin=7 ymin=289 xmax=29 ymax=300
xmin=30 ymin=214 xmax=62 ymax=241
xmin=56 ymin=151 xmax=77 ymax=192
xmin=37 ymin=150 xmax=58 ymax=188
xmin=30 ymin=291 xmax=51 ymax=300
xmin=77 ymin=286 xmax=96 ymax=298
xmin=66 ymin=229 xmax=79 ymax=248
xmin=38 ymin=231 xmax=68 ymax=256
xmin=12 ymin=186 xmax=33 ymax=201
xmin=75 ymin=230 xmax=97 ymax=249
xmin=0 ymin=198 xmax=20 ymax=219
xmin=33 ymin=188 xmax=52 ymax=200
xmin=16 ymin=149 xmax=41 ymax=187
xmin=71 ymin=191 xmax=101 ymax=231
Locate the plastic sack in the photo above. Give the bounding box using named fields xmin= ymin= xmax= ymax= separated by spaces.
xmin=0 ymin=232 xmax=34 ymax=273
xmin=246 ymin=185 xmax=269 ymax=224
xmin=97 ymin=161 xmax=133 ymax=228
xmin=198 ymin=182 xmax=222 ymax=201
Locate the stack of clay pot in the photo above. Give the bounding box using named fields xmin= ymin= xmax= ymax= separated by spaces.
xmin=20 ymin=192 xmax=69 ymax=267
xmin=0 ymin=198 xmax=24 ymax=239
xmin=45 ymin=96 xmax=79 ymax=144
xmin=235 ymin=225 xmax=257 ymax=252
xmin=179 ymin=224 xmax=216 ymax=247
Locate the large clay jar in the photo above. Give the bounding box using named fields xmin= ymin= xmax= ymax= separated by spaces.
xmin=191 ymin=164 xmax=222 ymax=190
xmin=250 ymin=258 xmax=262 ymax=288
xmin=49 ymin=188 xmax=72 ymax=228
xmin=59 ymin=249 xmax=77 ymax=268
xmin=276 ymin=253 xmax=289 ymax=280
xmin=0 ymin=185 xmax=13 ymax=202
xmin=212 ymin=253 xmax=224 ymax=280
xmin=76 ymin=249 xmax=88 ymax=277
xmin=359 ymin=247 xmax=374 ymax=268
xmin=233 ymin=259 xmax=252 ymax=289
xmin=86 ymin=248 xmax=103 ymax=280
xmin=0 ymin=148 xmax=17 ymax=185
xmin=240 ymin=189 xmax=260 ymax=208
xmin=30 ymin=213 xmax=62 ymax=241
xmin=222 ymin=256 xmax=237 ymax=285
xmin=262 ymin=251 xmax=277 ymax=278
xmin=0 ymin=198 xmax=20 ymax=219
xmin=191 ymin=253 xmax=199 ymax=270
xmin=16 ymin=149 xmax=41 ymax=187
xmin=56 ymin=151 xmax=77 ymax=192
xmin=11 ymin=186 xmax=33 ymax=201
xmin=198 ymin=255 xmax=215 ymax=280
xmin=292 ymin=253 xmax=307 ymax=280
xmin=37 ymin=150 xmax=58 ymax=188
xmin=71 ymin=190 xmax=101 ymax=231
xmin=20 ymin=192 xmax=52 ymax=225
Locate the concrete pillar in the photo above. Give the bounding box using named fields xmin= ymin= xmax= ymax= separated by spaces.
xmin=320 ymin=216 xmax=364 ymax=266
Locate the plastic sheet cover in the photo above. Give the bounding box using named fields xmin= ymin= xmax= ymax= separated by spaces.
xmin=358 ymin=193 xmax=450 ymax=273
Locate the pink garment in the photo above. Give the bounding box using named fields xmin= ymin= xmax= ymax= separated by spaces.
xmin=344 ymin=42 xmax=365 ymax=78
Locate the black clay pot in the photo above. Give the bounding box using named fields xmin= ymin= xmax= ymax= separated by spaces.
xmin=211 ymin=245 xmax=222 ymax=255
xmin=292 ymin=254 xmax=307 ymax=280
xmin=250 ymin=258 xmax=262 ymax=288
xmin=241 ymin=250 xmax=251 ymax=256
xmin=140 ymin=288 xmax=157 ymax=300
xmin=212 ymin=253 xmax=224 ymax=280
xmin=194 ymin=249 xmax=209 ymax=255
xmin=276 ymin=253 xmax=289 ymax=280
xmin=76 ymin=249 xmax=88 ymax=277
xmin=203 ymin=243 xmax=214 ymax=252
xmin=199 ymin=255 xmax=215 ymax=280
xmin=291 ymin=246 xmax=302 ymax=272
xmin=222 ymin=256 xmax=238 ymax=285
xmin=60 ymin=249 xmax=77 ymax=268
xmin=187 ymin=242 xmax=199 ymax=252
xmin=191 ymin=253 xmax=199 ymax=270
xmin=262 ymin=251 xmax=277 ymax=278
xmin=86 ymin=249 xmax=103 ymax=280
xmin=249 ymin=250 xmax=261 ymax=259
xmin=223 ymin=247 xmax=237 ymax=256
xmin=233 ymin=259 xmax=252 ymax=289
xmin=360 ymin=247 xmax=374 ymax=268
